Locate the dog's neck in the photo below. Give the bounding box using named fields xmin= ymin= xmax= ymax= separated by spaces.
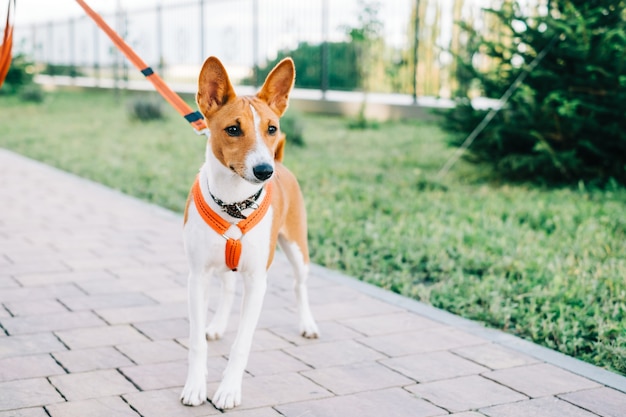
xmin=201 ymin=150 xmax=265 ymax=207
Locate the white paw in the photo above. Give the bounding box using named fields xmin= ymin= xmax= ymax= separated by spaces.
xmin=300 ymin=319 xmax=320 ymax=339
xmin=180 ymin=376 xmax=207 ymax=406
xmin=205 ymin=323 xmax=225 ymax=341
xmin=211 ymin=379 xmax=242 ymax=410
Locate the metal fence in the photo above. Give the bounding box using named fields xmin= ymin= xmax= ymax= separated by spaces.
xmin=13 ymin=0 xmax=487 ymax=97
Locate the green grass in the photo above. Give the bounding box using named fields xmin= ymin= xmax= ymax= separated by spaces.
xmin=1 ymin=89 xmax=625 ymax=375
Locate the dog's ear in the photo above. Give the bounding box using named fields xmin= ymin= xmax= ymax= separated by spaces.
xmin=257 ymin=58 xmax=295 ymax=117
xmin=197 ymin=56 xmax=236 ymax=117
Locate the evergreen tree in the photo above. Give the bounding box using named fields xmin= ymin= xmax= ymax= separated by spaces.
xmin=445 ymin=0 xmax=626 ymax=185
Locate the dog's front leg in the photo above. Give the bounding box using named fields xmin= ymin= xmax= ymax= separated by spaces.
xmin=181 ymin=270 xmax=211 ymax=406
xmin=212 ymin=272 xmax=267 ymax=410
xmin=206 ymin=271 xmax=237 ymax=340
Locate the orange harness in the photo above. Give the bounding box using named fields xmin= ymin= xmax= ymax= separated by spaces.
xmin=191 ymin=177 xmax=273 ymax=271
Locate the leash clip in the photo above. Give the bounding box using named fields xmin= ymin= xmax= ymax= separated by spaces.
xmin=195 ymin=128 xmax=210 ymax=137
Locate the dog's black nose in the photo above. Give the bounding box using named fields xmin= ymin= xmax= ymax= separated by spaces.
xmin=253 ymin=163 xmax=274 ymax=181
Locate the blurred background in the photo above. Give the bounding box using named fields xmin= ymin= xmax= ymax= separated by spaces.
xmin=11 ymin=0 xmax=543 ymax=99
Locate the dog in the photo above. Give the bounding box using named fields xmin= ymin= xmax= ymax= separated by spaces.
xmin=180 ymin=56 xmax=320 ymax=410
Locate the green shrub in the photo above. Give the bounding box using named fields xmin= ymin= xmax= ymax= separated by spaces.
xmin=41 ymin=63 xmax=83 ymax=77
xmin=280 ymin=108 xmax=305 ymax=147
xmin=0 ymin=54 xmax=36 ymax=96
xmin=249 ymin=42 xmax=359 ymax=91
xmin=19 ymin=84 xmax=45 ymax=103
xmin=127 ymin=96 xmax=165 ymax=122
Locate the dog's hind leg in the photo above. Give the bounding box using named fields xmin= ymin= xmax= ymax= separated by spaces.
xmin=181 ymin=269 xmax=211 ymax=406
xmin=278 ymin=235 xmax=319 ymax=339
xmin=206 ymin=271 xmax=236 ymax=340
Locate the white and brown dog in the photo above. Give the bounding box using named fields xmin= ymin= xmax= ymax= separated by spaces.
xmin=180 ymin=56 xmax=319 ymax=410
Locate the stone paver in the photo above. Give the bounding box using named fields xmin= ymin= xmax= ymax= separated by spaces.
xmin=3 ymin=299 xmax=68 ymax=317
xmin=484 ymin=363 xmax=601 ymax=398
xmin=339 ymin=311 xmax=439 ymax=336
xmin=1 ymin=310 xmax=105 ymax=335
xmin=269 ymin=320 xmax=362 ymax=346
xmin=177 ymin=328 xmax=293 ymax=356
xmin=0 ymin=354 xmax=65 ymax=382
xmin=119 ymin=360 xmax=193 ymax=390
xmin=1 ymin=148 xmax=625 ymax=417
xmin=360 ymin=327 xmax=487 ymax=357
xmin=481 ymin=396 xmax=600 ymax=417
xmin=452 ymin=342 xmax=540 ymax=369
xmin=0 ymin=277 xmax=18 ymax=290
xmin=284 ymin=339 xmax=385 ymax=369
xmin=124 ymin=388 xmax=220 ymax=416
xmin=48 ymin=369 xmax=138 ymax=401
xmin=14 ymin=270 xmax=114 ymax=287
xmin=58 ymin=292 xmax=157 ymax=311
xmin=115 ymin=340 xmax=188 ymax=365
xmin=217 ymin=408 xmax=283 ymax=417
xmin=55 ymin=324 xmax=149 ymax=349
xmin=0 ymin=378 xmax=64 ymax=411
xmin=246 ymin=349 xmax=312 ymax=376
xmin=301 ymin=361 xmax=414 ymax=395
xmin=406 ymin=375 xmax=528 ymax=412
xmin=45 ymin=396 xmax=140 ymax=417
xmin=51 ymin=346 xmax=135 ymax=373
xmin=0 ymin=408 xmax=49 ymax=417
xmin=0 ymin=333 xmax=67 ymax=359
xmin=275 ymin=387 xmax=446 ymax=417
xmin=76 ymin=275 xmax=180 ymax=296
xmin=132 ymin=317 xmax=189 ymax=340
xmin=381 ymin=351 xmax=489 ymax=382
xmin=559 ymin=387 xmax=626 ymax=417
xmin=309 ymin=297 xmax=402 ymax=321
xmin=207 ymin=373 xmax=332 ymax=410
xmin=96 ymin=302 xmax=188 ymax=325
xmin=0 ymin=284 xmax=84 ymax=303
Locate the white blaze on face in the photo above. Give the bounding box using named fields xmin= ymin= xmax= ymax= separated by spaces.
xmin=246 ymin=105 xmax=274 ymax=179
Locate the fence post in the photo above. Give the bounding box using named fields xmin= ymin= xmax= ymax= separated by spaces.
xmin=121 ymin=11 xmax=128 ymax=84
xmin=31 ymin=24 xmax=38 ymax=63
xmin=47 ymin=21 xmax=53 ymax=66
xmin=412 ymin=0 xmax=420 ymax=104
xmin=199 ymin=0 xmax=205 ymax=62
xmin=113 ymin=1 xmax=121 ymax=97
xmin=157 ymin=2 xmax=164 ymax=75
xmin=69 ymin=18 xmax=75 ymax=79
xmin=252 ymin=0 xmax=259 ymax=87
xmin=320 ymin=0 xmax=329 ymax=97
xmin=93 ymin=19 xmax=100 ymax=84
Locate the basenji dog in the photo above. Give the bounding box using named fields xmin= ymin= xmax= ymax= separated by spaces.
xmin=180 ymin=56 xmax=320 ymax=410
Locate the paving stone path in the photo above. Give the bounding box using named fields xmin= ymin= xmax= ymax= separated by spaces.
xmin=0 ymin=149 xmax=625 ymax=417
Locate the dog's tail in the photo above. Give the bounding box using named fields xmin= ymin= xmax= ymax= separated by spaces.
xmin=274 ymin=132 xmax=286 ymax=163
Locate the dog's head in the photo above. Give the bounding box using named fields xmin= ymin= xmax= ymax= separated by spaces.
xmin=196 ymin=56 xmax=294 ymax=185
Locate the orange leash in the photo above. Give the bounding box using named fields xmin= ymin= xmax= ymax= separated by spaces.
xmin=75 ymin=0 xmax=208 ymax=134
xmin=191 ymin=176 xmax=273 ymax=271
xmin=0 ymin=0 xmax=15 ymax=89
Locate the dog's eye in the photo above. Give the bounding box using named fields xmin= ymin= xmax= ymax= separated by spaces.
xmin=268 ymin=125 xmax=277 ymax=135
xmin=225 ymin=125 xmax=241 ymax=137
